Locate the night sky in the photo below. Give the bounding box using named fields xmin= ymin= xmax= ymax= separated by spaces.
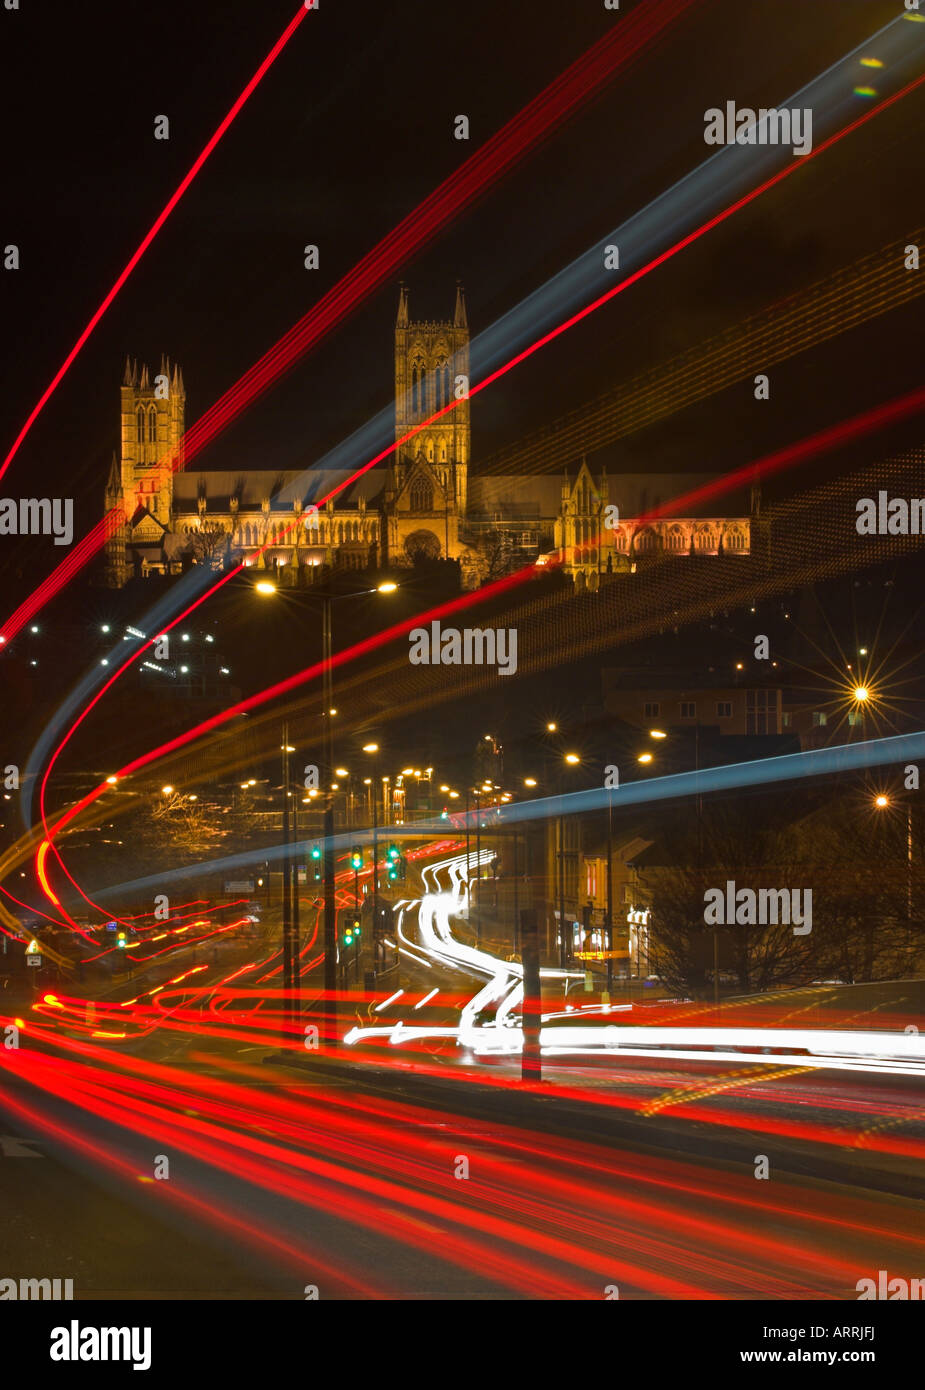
xmin=3 ymin=0 xmax=924 ymax=570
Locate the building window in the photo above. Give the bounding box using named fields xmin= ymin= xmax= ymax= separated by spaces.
xmin=680 ymin=701 xmax=696 ymax=719
xmin=410 ymin=358 xmax=425 ymax=417
xmin=644 ymin=701 xmax=660 ymax=718
xmin=747 ymin=688 xmax=774 ymax=735
xmin=782 ymin=711 xmax=792 ymax=728
xmin=435 ymin=359 xmax=450 ymax=410
xmin=812 ymin=711 xmax=828 ymax=727
xmin=136 ymin=408 xmax=145 ymax=443
xmin=716 ymin=701 xmax=732 ymax=718
xmin=409 ymin=476 xmax=433 ymax=512
xmin=148 ymin=407 xmax=157 ymax=443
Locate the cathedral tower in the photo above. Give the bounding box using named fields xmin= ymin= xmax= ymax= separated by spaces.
xmin=392 ymin=284 xmax=469 ymax=514
xmin=105 ymin=357 xmax=186 ymax=585
xmin=118 ymin=356 xmax=185 ymax=527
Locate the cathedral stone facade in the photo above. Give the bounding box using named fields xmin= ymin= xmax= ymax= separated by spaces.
xmin=104 ymin=288 xmax=753 ymax=590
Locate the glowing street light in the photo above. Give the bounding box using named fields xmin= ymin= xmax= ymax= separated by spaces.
xmin=255 ymin=580 xmax=276 ymax=596
xmin=637 ymin=752 xmax=653 ymax=764
xmin=564 ymin=753 xmax=580 ymax=765
xmin=362 ymin=742 xmax=379 ymax=753
xmin=650 ymin=729 xmax=667 ymax=739
xmin=854 ymin=686 xmax=870 ymax=702
xmin=161 ymin=785 xmax=174 ymax=795
xmin=524 ymin=777 xmax=537 ymax=787
xmin=874 ymin=794 xmax=889 ymax=808
xmin=377 ymin=581 xmax=398 ymax=593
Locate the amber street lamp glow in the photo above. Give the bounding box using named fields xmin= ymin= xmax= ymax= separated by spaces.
xmin=637 ymin=753 xmax=653 ymax=764
xmin=564 ymin=753 xmax=580 ymax=765
xmin=255 ymin=580 xmax=276 ymax=595
xmin=650 ymin=729 xmax=667 ymax=739
xmin=854 ymin=686 xmax=870 ymax=702
xmin=874 ymin=794 xmax=889 ymax=808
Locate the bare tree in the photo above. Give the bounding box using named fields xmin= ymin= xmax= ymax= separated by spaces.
xmin=190 ymin=523 xmax=229 ymax=570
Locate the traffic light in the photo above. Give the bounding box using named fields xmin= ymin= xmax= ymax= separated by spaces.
xmin=116 ymin=932 xmax=127 ymax=950
xmin=441 ymin=806 xmax=449 ymax=820
xmin=388 ymin=854 xmax=407 ymax=883
xmin=310 ymin=842 xmax=322 ymax=881
xmin=310 ymin=844 xmax=321 ymax=861
xmin=387 ymin=843 xmax=399 ymax=862
xmin=350 ymin=847 xmax=363 ymax=870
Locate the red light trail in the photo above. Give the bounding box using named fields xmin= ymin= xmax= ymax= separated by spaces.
xmin=27 ymin=64 xmax=925 ymax=924
xmin=0 ymin=0 xmax=696 ymax=645
xmin=0 ymin=5 xmax=314 ymax=486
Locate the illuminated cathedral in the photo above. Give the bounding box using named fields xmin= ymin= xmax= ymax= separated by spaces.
xmin=104 ymin=287 xmax=752 ymax=590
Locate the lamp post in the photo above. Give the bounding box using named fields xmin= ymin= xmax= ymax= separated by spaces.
xmin=559 ymin=753 xmax=581 ymax=970
xmin=363 ymin=743 xmax=381 ymax=974
xmin=257 ymin=577 xmax=397 ymax=1042
xmin=874 ymin=792 xmax=914 ymax=922
xmin=280 ymin=727 xmax=296 ymax=1039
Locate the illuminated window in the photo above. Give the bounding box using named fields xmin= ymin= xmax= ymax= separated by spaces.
xmin=136 ymin=408 xmax=145 ymax=443
xmin=148 ymin=407 xmax=157 ymax=443
xmin=409 ymin=476 xmax=433 ymax=512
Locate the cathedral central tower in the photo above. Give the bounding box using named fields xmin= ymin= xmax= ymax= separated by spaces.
xmin=392 ymin=283 xmax=469 ymax=514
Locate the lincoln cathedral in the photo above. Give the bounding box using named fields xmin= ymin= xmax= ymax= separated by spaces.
xmin=104 ymin=286 xmax=753 ymax=590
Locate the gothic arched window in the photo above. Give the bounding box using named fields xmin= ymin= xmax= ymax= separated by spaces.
xmin=435 ymin=359 xmax=450 ymax=410
xmin=148 ymin=407 xmax=157 ymax=443
xmin=136 ymin=408 xmax=145 ymax=443
xmin=411 ymin=357 xmax=426 ymax=417
xmin=409 ymin=476 xmax=433 ymax=513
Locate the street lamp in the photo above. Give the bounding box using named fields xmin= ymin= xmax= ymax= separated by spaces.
xmin=260 ymin=584 xmax=396 ymax=1042
xmin=557 ymin=752 xmax=582 ymax=968
xmin=873 ymin=792 xmax=913 ymax=920
xmin=363 ymin=742 xmax=382 ymax=972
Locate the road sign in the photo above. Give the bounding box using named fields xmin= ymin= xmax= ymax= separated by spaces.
xmin=26 ymin=955 xmax=42 ymax=968
xmin=25 ymin=938 xmax=40 ymax=954
xmin=574 ymin=949 xmax=627 ymax=961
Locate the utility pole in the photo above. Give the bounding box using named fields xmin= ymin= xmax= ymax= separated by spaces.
xmin=322 ymin=590 xmax=337 ymax=1048
xmin=291 ymin=784 xmax=300 ymax=1017
xmin=371 ymin=760 xmax=379 ymax=974
xmin=474 ymin=790 xmax=482 ymax=946
xmin=521 ymin=907 xmax=541 ymax=1083
xmin=558 ymin=815 xmax=567 ymax=970
xmin=281 ymin=724 xmax=293 ymax=1041
xmin=605 ymin=788 xmax=614 ymax=995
